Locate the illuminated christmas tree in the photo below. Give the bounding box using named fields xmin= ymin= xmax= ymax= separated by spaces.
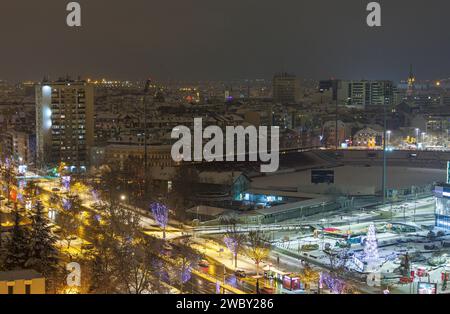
xmin=364 ymin=224 xmax=379 ymax=270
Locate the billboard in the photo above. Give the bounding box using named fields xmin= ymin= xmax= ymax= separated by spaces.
xmin=311 ymin=169 xmax=335 ymax=184
xmin=417 ymin=282 xmax=437 ymax=294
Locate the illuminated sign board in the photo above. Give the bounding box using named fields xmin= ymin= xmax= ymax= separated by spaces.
xmin=311 ymin=169 xmax=335 ymax=184
xmin=417 ymin=282 xmax=437 ymax=294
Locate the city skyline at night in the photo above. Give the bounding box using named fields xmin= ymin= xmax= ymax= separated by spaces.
xmin=2 ymin=0 xmax=450 ymax=306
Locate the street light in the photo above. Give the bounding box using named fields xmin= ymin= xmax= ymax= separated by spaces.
xmin=359 ymin=207 xmax=365 ymax=224
xmin=120 ymin=194 xmax=126 ymax=201
xmin=386 ymin=130 xmax=392 ymax=147
xmin=414 ymin=193 xmax=417 ymax=222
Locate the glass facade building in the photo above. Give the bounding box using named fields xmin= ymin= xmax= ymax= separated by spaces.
xmin=434 ymin=184 xmax=450 ymax=230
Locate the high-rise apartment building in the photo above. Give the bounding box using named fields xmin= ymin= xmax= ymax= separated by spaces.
xmin=273 ymin=73 xmax=300 ymax=103
xmin=335 ymin=80 xmax=394 ymax=108
xmin=35 ymin=79 xmax=94 ymax=172
xmin=0 ymin=130 xmax=35 ymax=165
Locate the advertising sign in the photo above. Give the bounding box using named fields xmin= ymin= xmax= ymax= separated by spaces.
xmin=417 ymin=282 xmax=437 ymax=294
xmin=311 ymin=169 xmax=335 ymax=184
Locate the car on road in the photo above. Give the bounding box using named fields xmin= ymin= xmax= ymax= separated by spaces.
xmin=51 ymin=226 xmax=63 ymax=234
xmin=260 ymin=286 xmax=275 ymax=294
xmin=255 ymin=203 xmax=266 ymax=210
xmin=424 ymin=244 xmax=439 ymax=250
xmin=399 ymin=276 xmax=414 ymax=284
xmin=142 ymin=226 xmax=155 ymax=232
xmin=81 ymin=243 xmax=94 ymax=251
xmin=52 ymin=187 xmax=61 ymax=192
xmin=235 ymin=270 xmax=246 ymax=278
xmin=198 ymin=260 xmax=210 ymax=268
xmin=163 ymin=243 xmax=173 ymax=251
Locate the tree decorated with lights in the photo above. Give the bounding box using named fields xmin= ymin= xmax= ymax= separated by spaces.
xmin=222 ymin=216 xmax=246 ymax=269
xmin=61 ymin=175 xmax=71 ymax=192
xmin=91 ymin=189 xmax=100 ymax=203
xmin=320 ymin=272 xmax=346 ymax=294
xmin=363 ymin=224 xmax=379 ymax=271
xmin=299 ymin=264 xmax=320 ymax=289
xmin=150 ymin=202 xmax=169 ymax=239
xmin=169 ymin=241 xmax=199 ymax=294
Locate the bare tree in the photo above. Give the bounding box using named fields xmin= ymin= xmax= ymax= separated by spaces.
xmin=93 ymin=165 xmax=122 ymax=205
xmin=113 ymin=236 xmax=163 ymax=294
xmin=24 ymin=180 xmax=38 ymax=198
xmin=168 ymin=165 xmax=199 ymax=220
xmin=56 ymin=194 xmax=83 ymax=256
xmin=83 ymin=215 xmax=118 ymax=294
xmin=325 ymin=248 xmax=351 ymax=275
xmin=86 ymin=202 xmax=167 ymax=294
xmin=246 ymin=230 xmax=270 ymax=276
xmin=222 ymin=217 xmax=246 ymax=269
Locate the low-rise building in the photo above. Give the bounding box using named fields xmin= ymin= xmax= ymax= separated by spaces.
xmin=322 ymin=120 xmax=347 ymax=147
xmin=0 ymin=270 xmax=45 ymax=294
xmin=104 ymin=144 xmax=174 ymax=170
xmin=353 ymin=127 xmax=383 ymax=148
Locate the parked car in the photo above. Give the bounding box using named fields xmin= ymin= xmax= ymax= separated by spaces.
xmin=81 ymin=243 xmax=94 ymax=251
xmin=301 ymin=244 xmax=319 ymax=251
xmin=424 ymin=244 xmax=439 ymax=250
xmin=235 ymin=270 xmax=246 ymax=278
xmin=260 ymin=286 xmax=275 ymax=294
xmin=198 ymin=260 xmax=210 ymax=268
xmin=51 ymin=226 xmax=62 ymax=234
xmin=399 ymin=277 xmax=414 ymax=284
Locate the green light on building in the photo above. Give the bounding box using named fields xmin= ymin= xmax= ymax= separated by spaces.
xmin=447 ymin=161 xmax=450 ymax=184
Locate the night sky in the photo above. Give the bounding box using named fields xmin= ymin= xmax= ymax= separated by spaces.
xmin=1 ymin=0 xmax=450 ymax=82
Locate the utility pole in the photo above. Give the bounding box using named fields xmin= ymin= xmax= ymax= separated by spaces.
xmin=142 ymin=79 xmax=152 ymax=197
xmin=414 ymin=193 xmax=417 ymax=222
xmin=382 ymin=99 xmax=387 ymax=205
xmin=332 ymin=79 xmax=342 ymax=151
xmin=223 ymin=264 xmax=226 ymax=294
xmin=335 ymin=89 xmax=339 ymax=151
